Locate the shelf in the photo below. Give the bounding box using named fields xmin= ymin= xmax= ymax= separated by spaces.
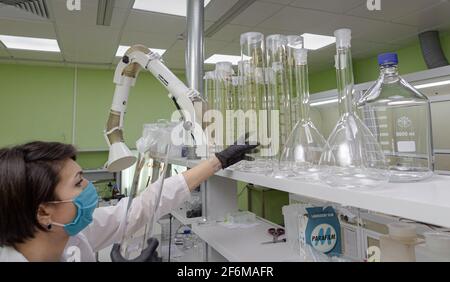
xmin=171 ymin=208 xmax=203 ymax=225
xmin=168 ymin=157 xmax=201 ymax=168
xmin=168 ymin=157 xmax=450 ymax=228
xmin=192 ymin=218 xmax=303 ymax=262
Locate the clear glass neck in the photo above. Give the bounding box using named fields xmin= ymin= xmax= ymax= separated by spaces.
xmin=295 ymin=64 xmax=310 ymax=121
xmin=380 ymin=65 xmax=399 ymax=84
xmin=335 ymin=47 xmax=355 ymax=116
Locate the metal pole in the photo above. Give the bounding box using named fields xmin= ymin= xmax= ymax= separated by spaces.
xmin=186 ymin=0 xmax=204 ymax=96
xmin=186 ymin=2 xmax=208 ymax=260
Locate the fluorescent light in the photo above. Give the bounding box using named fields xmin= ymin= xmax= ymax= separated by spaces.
xmin=0 ymin=35 xmax=60 ymax=52
xmin=205 ymin=54 xmax=248 ymax=65
xmin=301 ymin=33 xmax=336 ymax=50
xmin=115 ymin=45 xmax=166 ymax=57
xmin=133 ymin=0 xmax=211 ymax=17
xmin=414 ymin=80 xmax=450 ymax=89
xmin=310 ymin=98 xmax=338 ymax=107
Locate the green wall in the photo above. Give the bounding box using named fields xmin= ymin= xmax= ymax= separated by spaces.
xmin=0 ymin=63 xmax=185 ymax=169
xmin=74 ymin=68 xmax=179 ymax=150
xmin=76 ymin=151 xmax=109 ymax=170
xmin=309 ymin=32 xmax=450 ymax=93
xmin=0 ymin=64 xmax=74 ymax=145
xmin=237 ymin=182 xmax=289 ymax=226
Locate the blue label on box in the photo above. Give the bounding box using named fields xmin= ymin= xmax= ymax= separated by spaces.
xmin=305 ymin=206 xmax=341 ymax=256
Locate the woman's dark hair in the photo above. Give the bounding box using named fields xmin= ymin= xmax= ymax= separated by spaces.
xmin=0 ymin=141 xmax=77 ymax=247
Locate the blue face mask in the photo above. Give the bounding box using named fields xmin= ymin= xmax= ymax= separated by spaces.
xmin=50 ymin=182 xmax=99 ymax=236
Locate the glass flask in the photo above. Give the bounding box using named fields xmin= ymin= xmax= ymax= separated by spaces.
xmin=287 ymin=35 xmax=304 ymax=125
xmin=358 ymin=53 xmax=434 ymax=182
xmin=239 ymin=32 xmax=272 ymax=172
xmin=231 ymin=76 xmax=240 ymax=112
xmin=231 ymin=75 xmax=241 ymax=146
xmin=237 ymin=60 xmax=249 ymax=112
xmin=318 ymin=29 xmax=389 ymax=189
xmin=204 ymin=71 xmax=216 ymax=111
xmin=266 ymin=34 xmax=292 ymax=160
xmin=228 ymin=60 xmax=250 ymax=170
xmin=278 ymin=48 xmax=327 ymax=180
xmin=204 ymin=71 xmax=216 ymax=155
xmin=214 ymin=62 xmax=234 ymax=150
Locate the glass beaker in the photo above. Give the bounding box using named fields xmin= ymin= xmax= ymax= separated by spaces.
xmin=239 ymin=32 xmax=272 ymax=172
xmin=278 ymin=48 xmax=327 ymax=180
xmin=358 ymin=53 xmax=434 ymax=182
xmin=266 ymin=34 xmax=292 ymax=160
xmin=318 ymin=29 xmax=389 ymax=189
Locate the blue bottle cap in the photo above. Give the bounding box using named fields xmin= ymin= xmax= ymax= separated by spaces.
xmin=378 ymin=53 xmax=398 ymax=66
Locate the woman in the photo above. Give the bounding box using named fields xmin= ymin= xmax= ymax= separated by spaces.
xmin=0 ymin=141 xmax=256 ymax=262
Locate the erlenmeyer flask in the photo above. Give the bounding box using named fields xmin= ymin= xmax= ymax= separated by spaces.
xmin=318 ymin=29 xmax=389 ymax=189
xmin=278 ymin=48 xmax=327 ymax=180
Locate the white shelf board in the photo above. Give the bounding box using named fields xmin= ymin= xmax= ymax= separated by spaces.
xmin=192 ymin=218 xmax=303 ymax=262
xmin=171 ymin=209 xmax=202 ymax=225
xmin=169 ymin=157 xmax=450 ymax=228
xmin=169 ymin=157 xmax=201 ymax=168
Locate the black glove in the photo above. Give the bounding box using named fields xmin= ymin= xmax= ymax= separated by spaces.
xmin=110 ymin=238 xmax=162 ymax=262
xmin=215 ymin=136 xmax=259 ymax=169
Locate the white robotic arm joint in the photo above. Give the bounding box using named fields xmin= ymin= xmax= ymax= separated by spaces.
xmin=105 ymin=45 xmax=202 ymax=172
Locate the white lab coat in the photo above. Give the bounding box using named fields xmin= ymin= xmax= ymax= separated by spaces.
xmin=0 ymin=174 xmax=190 ymax=262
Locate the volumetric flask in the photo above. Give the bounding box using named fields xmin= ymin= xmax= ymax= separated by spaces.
xmin=318 ymin=29 xmax=389 ymax=189
xmin=278 ymin=48 xmax=327 ymax=180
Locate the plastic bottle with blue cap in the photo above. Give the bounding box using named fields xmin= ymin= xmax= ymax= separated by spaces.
xmin=357 ymin=52 xmax=434 ymax=182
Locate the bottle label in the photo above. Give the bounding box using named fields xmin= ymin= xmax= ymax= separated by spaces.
xmin=397 ymin=141 xmax=416 ymax=153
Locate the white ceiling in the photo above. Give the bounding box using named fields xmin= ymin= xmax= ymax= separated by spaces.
xmin=0 ymin=0 xmax=449 ymax=73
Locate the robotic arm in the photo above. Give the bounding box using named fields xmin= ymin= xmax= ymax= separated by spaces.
xmin=105 ymin=45 xmax=202 ymax=172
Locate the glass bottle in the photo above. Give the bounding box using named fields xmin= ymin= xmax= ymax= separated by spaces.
xmin=318 ymin=29 xmax=389 ymax=189
xmin=239 ymin=32 xmax=272 ymax=172
xmin=358 ymin=53 xmax=434 ymax=182
xmin=278 ymin=48 xmax=327 ymax=180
